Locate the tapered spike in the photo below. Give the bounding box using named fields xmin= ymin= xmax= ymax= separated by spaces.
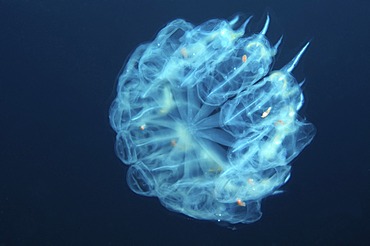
xmin=238 ymin=16 xmax=253 ymax=35
xmin=260 ymin=15 xmax=270 ymax=35
xmin=285 ymin=42 xmax=310 ymax=73
xmin=229 ymin=15 xmax=240 ymax=26
xmin=271 ymin=35 xmax=283 ymax=55
xmin=274 ymin=36 xmax=283 ymax=50
xmin=296 ymin=93 xmax=305 ymax=110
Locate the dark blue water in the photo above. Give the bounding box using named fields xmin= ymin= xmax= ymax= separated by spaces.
xmin=1 ymin=0 xmax=369 ymax=245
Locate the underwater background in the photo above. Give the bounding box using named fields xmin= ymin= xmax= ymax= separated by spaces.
xmin=1 ymin=0 xmax=369 ymax=245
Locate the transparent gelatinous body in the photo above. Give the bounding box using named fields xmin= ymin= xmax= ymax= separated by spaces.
xmin=109 ymin=16 xmax=315 ymax=224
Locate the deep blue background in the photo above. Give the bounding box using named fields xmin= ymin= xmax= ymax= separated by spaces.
xmin=1 ymin=0 xmax=369 ymax=245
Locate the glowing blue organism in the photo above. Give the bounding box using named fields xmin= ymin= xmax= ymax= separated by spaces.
xmin=109 ymin=15 xmax=316 ymax=224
